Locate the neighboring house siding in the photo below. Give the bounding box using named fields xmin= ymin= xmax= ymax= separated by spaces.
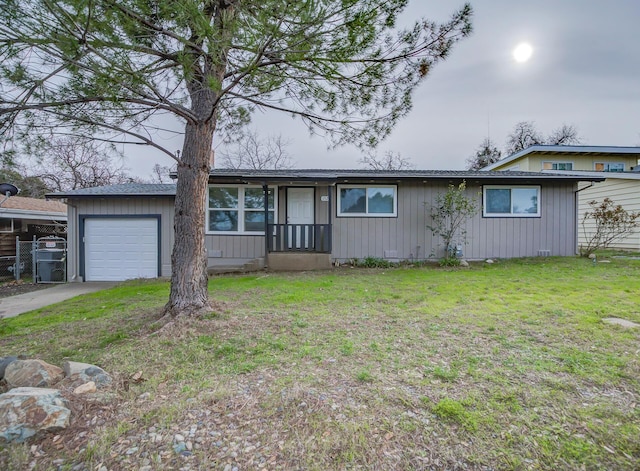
xmin=67 ymin=197 xmax=174 ymax=281
xmin=494 ymin=153 xmax=639 ymax=172
xmin=578 ymin=179 xmax=640 ymax=250
xmin=332 ymin=182 xmax=577 ymax=261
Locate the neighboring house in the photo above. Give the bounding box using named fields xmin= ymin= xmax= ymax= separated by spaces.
xmin=48 ymin=170 xmax=604 ymax=282
xmin=482 ymin=145 xmax=640 ymax=250
xmin=0 ymin=195 xmax=67 ymax=278
xmin=0 ymin=196 xmax=67 ymax=257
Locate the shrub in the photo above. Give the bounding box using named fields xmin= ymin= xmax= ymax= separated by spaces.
xmin=580 ymin=198 xmax=640 ymax=256
xmin=358 ymin=256 xmax=395 ymax=268
xmin=427 ymin=181 xmax=478 ymax=265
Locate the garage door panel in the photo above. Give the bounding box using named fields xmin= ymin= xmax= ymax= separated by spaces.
xmin=84 ymin=218 xmax=158 ymax=281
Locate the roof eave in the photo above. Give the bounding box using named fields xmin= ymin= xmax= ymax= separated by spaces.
xmin=47 ymin=192 xmax=176 ymax=199
xmin=0 ymin=209 xmax=68 ymax=221
xmin=207 ymin=173 xmax=606 ymax=184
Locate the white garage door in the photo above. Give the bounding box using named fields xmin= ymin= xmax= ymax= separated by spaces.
xmin=84 ymin=218 xmax=158 ymax=281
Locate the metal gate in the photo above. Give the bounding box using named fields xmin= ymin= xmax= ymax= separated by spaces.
xmin=34 ymin=236 xmax=67 ymax=283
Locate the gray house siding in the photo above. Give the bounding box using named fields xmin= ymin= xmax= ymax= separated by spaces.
xmin=205 ymin=235 xmax=265 ymax=266
xmin=57 ymin=176 xmax=584 ymax=280
xmin=332 ymin=181 xmax=577 ymax=261
xmin=66 ymin=197 xmax=174 ymax=281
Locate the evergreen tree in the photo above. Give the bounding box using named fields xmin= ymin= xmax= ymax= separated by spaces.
xmin=0 ymin=0 xmax=473 ymax=316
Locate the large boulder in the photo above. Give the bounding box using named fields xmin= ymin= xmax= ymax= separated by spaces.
xmin=0 ymin=387 xmax=71 ymax=443
xmin=63 ymin=361 xmax=112 ymax=388
xmin=4 ymin=360 xmax=64 ymax=389
xmin=0 ymin=356 xmax=18 ymax=380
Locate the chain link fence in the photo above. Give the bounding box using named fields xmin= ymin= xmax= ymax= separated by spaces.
xmin=0 ymin=236 xmax=67 ymax=283
xmin=16 ymin=239 xmax=36 ymax=281
xmin=0 ymin=238 xmax=31 ymax=282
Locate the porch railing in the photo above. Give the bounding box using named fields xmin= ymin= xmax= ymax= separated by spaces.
xmin=267 ymin=224 xmax=332 ymax=253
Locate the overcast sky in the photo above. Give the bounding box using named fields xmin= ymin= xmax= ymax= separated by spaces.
xmin=128 ymin=0 xmax=640 ymax=177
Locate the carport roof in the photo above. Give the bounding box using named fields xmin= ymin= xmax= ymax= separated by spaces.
xmin=0 ymin=196 xmax=67 ymax=220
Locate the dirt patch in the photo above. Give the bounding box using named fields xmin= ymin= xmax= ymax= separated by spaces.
xmin=0 ymin=280 xmax=52 ymax=299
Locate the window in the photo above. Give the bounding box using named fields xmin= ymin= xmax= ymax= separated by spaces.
xmin=0 ymin=218 xmax=13 ymax=233
xmin=208 ymin=185 xmax=276 ymax=233
xmin=483 ymin=186 xmax=540 ymax=217
xmin=542 ymin=161 xmax=573 ymax=171
xmin=594 ymin=162 xmax=625 ymax=172
xmin=337 ymin=185 xmax=397 ymax=217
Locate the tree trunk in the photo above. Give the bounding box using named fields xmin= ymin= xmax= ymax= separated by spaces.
xmin=165 ymin=120 xmax=215 ymax=317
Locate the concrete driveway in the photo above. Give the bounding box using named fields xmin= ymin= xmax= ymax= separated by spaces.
xmin=0 ymin=282 xmax=117 ymax=319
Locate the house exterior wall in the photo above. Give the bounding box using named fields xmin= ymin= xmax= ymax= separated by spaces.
xmin=578 ymin=179 xmax=640 ymax=250
xmin=65 ymin=180 xmax=581 ymax=279
xmin=493 ymin=152 xmax=639 ymax=172
xmin=332 ymin=181 xmax=578 ymax=261
xmin=66 ymin=197 xmax=174 ymax=281
xmin=205 ymin=234 xmax=265 ymax=265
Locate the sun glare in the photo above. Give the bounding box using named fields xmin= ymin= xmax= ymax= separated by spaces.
xmin=513 ymin=43 xmax=533 ymax=63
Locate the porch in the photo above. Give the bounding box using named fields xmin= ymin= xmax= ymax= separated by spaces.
xmin=266 ymin=223 xmax=332 ymax=253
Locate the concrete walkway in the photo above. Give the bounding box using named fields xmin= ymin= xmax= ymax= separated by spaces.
xmin=0 ymin=282 xmax=118 ymax=319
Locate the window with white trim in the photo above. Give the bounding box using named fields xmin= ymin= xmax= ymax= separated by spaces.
xmin=594 ymin=162 xmax=625 ymax=172
xmin=337 ymin=185 xmax=397 ymax=217
xmin=542 ymin=161 xmax=573 ymax=171
xmin=207 ymin=185 xmax=276 ymax=233
xmin=483 ymin=186 xmax=540 ymax=217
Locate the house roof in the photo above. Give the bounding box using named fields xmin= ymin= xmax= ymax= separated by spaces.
xmin=207 ymin=168 xmax=605 ymax=184
xmin=0 ymin=196 xmax=67 ymax=221
xmin=47 ymin=183 xmax=177 ymax=198
xmin=45 ymin=171 xmax=605 ymax=200
xmin=482 ymin=145 xmax=640 ymax=171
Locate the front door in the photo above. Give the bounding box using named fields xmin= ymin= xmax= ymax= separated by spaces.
xmin=287 ymin=188 xmax=314 ymax=248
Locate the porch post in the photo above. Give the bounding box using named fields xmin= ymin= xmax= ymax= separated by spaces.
xmin=15 ymin=236 xmax=19 ymax=281
xmin=262 ymin=183 xmax=269 ymax=261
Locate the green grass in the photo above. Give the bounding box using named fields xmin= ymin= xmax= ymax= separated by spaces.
xmin=0 ymin=257 xmax=639 ymax=470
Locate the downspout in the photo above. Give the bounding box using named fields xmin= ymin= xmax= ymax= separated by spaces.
xmin=327 ymin=184 xmax=333 ymax=254
xmin=263 ymin=183 xmax=269 ymax=268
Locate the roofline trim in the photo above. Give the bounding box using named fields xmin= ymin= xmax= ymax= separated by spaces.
xmin=207 ymin=173 xmax=605 ymax=183
xmin=47 ymin=193 xmax=176 ymax=199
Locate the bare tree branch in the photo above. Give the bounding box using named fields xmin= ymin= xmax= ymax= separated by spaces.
xmin=360 ymin=151 xmax=414 ymax=170
xmin=217 ymin=130 xmax=294 ymax=170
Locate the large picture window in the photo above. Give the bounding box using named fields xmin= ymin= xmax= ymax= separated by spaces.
xmin=337 ymin=185 xmax=397 ymax=217
xmin=483 ymin=186 xmax=540 ymax=217
xmin=208 ymin=185 xmax=276 ymax=233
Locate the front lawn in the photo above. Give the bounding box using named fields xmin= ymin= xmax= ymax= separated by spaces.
xmin=1 ymin=257 xmax=639 ymax=470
